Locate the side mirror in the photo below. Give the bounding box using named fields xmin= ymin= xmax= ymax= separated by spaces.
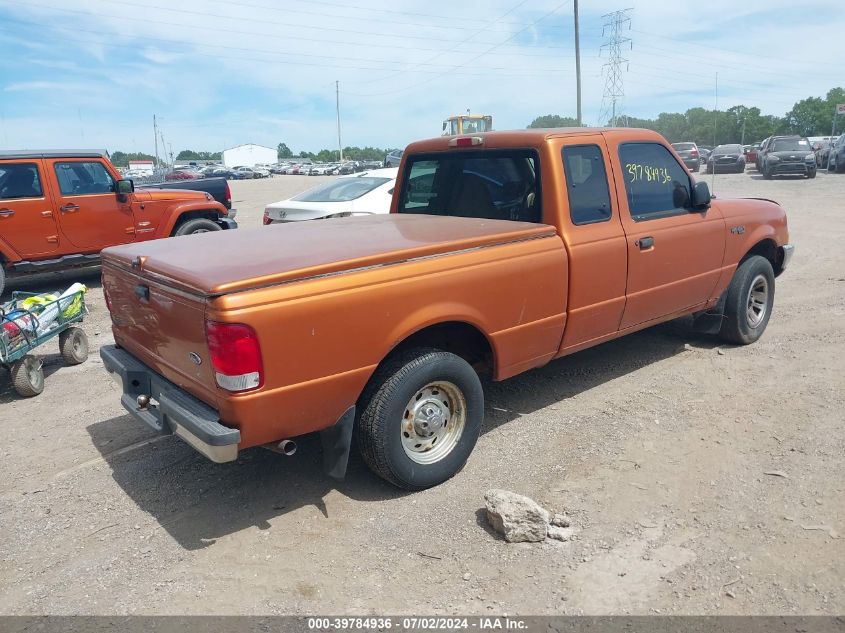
xmin=690 ymin=181 xmax=711 ymax=211
xmin=116 ymin=179 xmax=134 ymax=202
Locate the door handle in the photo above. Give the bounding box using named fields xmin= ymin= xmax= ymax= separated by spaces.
xmin=60 ymin=203 xmax=80 ymax=213
xmin=635 ymin=236 xmax=654 ymax=249
xmin=0 ymin=208 xmax=14 ymax=217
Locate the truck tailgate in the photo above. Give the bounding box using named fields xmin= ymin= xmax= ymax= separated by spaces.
xmin=102 ymin=261 xmax=219 ymax=407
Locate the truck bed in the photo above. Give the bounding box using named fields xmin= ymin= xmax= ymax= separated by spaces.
xmin=101 ymin=214 xmax=555 ymax=296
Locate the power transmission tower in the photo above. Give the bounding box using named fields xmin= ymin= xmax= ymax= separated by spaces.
xmin=599 ymin=8 xmax=632 ymax=127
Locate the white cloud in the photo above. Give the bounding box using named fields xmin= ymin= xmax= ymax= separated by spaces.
xmin=0 ymin=0 xmax=842 ymax=153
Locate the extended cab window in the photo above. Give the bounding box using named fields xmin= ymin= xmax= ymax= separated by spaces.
xmin=618 ymin=143 xmax=691 ymax=221
xmin=397 ymin=150 xmax=541 ymax=223
xmin=54 ymin=161 xmax=115 ymax=196
xmin=0 ymin=163 xmax=43 ymax=199
xmin=562 ymin=145 xmax=612 ymax=225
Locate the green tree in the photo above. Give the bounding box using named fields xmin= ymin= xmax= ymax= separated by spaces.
xmin=527 ymin=115 xmax=582 ymax=128
xmin=277 ymin=143 xmax=293 ymax=159
xmin=175 ymin=150 xmax=222 ymax=161
xmin=109 ymin=151 xmax=157 ymax=167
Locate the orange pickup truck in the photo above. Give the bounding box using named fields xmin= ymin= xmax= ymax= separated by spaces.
xmin=0 ymin=151 xmax=236 ymax=296
xmin=99 ymin=128 xmax=793 ymax=489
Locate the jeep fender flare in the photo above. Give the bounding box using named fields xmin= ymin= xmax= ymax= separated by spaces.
xmin=158 ymin=200 xmax=228 ymax=237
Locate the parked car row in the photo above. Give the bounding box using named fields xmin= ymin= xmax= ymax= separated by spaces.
xmin=671 ymin=134 xmax=844 ymax=179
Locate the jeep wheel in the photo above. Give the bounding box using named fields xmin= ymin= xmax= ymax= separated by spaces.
xmin=11 ymin=355 xmax=44 ymax=397
xmin=719 ymin=255 xmax=775 ymax=345
xmin=59 ymin=327 xmax=89 ymax=365
xmin=356 ymin=347 xmax=483 ymax=490
xmin=174 ymin=218 xmax=221 ymax=236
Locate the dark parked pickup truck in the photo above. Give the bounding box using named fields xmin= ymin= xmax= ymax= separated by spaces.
xmin=140 ymin=177 xmax=233 ymax=210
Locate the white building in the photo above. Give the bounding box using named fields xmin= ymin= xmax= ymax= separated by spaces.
xmin=222 ymin=143 xmax=277 ymax=168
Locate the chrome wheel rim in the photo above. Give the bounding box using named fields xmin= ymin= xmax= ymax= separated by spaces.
xmin=401 ymin=381 xmax=466 ymax=465
xmin=192 ymin=229 xmax=210 ymax=234
xmin=746 ymin=274 xmax=769 ymax=328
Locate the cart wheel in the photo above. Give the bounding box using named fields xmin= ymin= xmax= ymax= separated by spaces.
xmin=59 ymin=327 xmax=89 ymax=365
xmin=11 ymin=355 xmax=44 ymax=397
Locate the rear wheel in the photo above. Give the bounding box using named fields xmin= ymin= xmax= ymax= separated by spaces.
xmin=59 ymin=327 xmax=89 ymax=365
xmin=11 ymin=355 xmax=44 ymax=397
xmin=174 ymin=218 xmax=221 ymax=236
xmin=356 ymin=348 xmax=483 ymax=490
xmin=719 ymin=256 xmax=775 ymax=345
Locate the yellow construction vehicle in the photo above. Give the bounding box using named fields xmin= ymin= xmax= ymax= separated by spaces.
xmin=442 ymin=113 xmax=493 ymax=136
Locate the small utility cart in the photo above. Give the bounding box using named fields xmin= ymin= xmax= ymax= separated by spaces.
xmin=1 ymin=289 xmax=89 ymax=397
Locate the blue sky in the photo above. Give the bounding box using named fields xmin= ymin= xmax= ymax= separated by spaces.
xmin=0 ymin=0 xmax=842 ymax=156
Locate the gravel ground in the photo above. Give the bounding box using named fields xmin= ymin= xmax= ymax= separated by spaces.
xmin=1 ymin=169 xmax=843 ymax=615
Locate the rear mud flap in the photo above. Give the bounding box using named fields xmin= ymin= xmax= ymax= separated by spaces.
xmin=320 ymin=406 xmax=355 ymax=480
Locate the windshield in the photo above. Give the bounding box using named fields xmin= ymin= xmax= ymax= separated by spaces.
xmin=397 ymin=150 xmax=540 ymax=223
xmin=292 ymin=176 xmax=391 ymax=202
xmin=772 ymin=138 xmax=811 ymax=152
xmin=715 ymin=145 xmax=742 ymax=153
xmin=672 ymin=143 xmax=696 ymax=151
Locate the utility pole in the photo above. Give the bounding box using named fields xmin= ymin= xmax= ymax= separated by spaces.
xmin=599 ymin=9 xmax=632 ymax=127
xmin=336 ymin=80 xmax=343 ymax=162
xmin=574 ymin=0 xmax=582 ymax=126
xmin=153 ymin=115 xmax=160 ymax=169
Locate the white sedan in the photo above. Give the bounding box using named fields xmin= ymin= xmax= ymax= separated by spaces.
xmin=263 ymin=168 xmax=398 ymax=224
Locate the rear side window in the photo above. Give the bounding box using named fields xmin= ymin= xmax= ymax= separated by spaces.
xmin=397 ymin=150 xmax=541 ymax=223
xmin=0 ymin=163 xmax=43 ymax=199
xmin=54 ymin=161 xmax=115 ymax=196
xmin=618 ymin=143 xmax=691 ymax=221
xmin=562 ymin=145 xmax=612 ymax=225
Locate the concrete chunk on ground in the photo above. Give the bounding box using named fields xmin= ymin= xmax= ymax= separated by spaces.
xmin=484 ymin=489 xmax=550 ymax=542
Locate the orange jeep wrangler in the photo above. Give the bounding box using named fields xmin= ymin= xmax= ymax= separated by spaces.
xmin=99 ymin=128 xmax=793 ymax=489
xmin=0 ymin=151 xmax=236 ymax=295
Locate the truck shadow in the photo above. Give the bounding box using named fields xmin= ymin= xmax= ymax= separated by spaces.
xmin=85 ymin=319 xmax=718 ymax=550
xmin=85 ymin=419 xmax=404 ymax=550
xmin=479 ymin=318 xmax=719 ymax=434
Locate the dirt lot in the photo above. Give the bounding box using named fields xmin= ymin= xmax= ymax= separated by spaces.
xmin=1 ymin=170 xmax=843 ymax=615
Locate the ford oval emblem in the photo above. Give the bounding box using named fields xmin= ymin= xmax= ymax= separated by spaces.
xmin=188 ymin=352 xmax=202 ymax=365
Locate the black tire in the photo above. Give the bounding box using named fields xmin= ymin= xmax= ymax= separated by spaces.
xmin=11 ymin=355 xmax=44 ymax=397
xmin=763 ymin=166 xmax=772 ymax=179
xmin=356 ymin=347 xmax=484 ymax=490
xmin=807 ymin=169 xmax=816 ymax=179
xmin=59 ymin=326 xmax=89 ymax=365
xmin=173 ymin=218 xmax=222 ymax=236
xmin=719 ymin=256 xmax=775 ymax=345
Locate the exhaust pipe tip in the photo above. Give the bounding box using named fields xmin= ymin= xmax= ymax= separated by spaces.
xmin=278 ymin=439 xmax=297 ymax=456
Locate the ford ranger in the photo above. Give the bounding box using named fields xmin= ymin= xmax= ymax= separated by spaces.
xmin=100 ymin=128 xmax=793 ymax=489
xmin=0 ymin=150 xmax=237 ymax=296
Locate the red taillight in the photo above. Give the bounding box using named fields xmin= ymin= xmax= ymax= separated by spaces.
xmin=448 ymin=136 xmax=483 ymax=147
xmin=205 ymin=321 xmax=264 ymax=392
xmin=263 ymin=210 xmax=272 ymax=225
xmin=225 ymin=181 xmax=232 ymax=206
xmin=691 ymin=149 xmax=699 ymax=157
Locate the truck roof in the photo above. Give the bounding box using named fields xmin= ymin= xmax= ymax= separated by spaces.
xmin=0 ymin=149 xmax=108 ymax=159
xmin=406 ymin=127 xmax=665 ymax=153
